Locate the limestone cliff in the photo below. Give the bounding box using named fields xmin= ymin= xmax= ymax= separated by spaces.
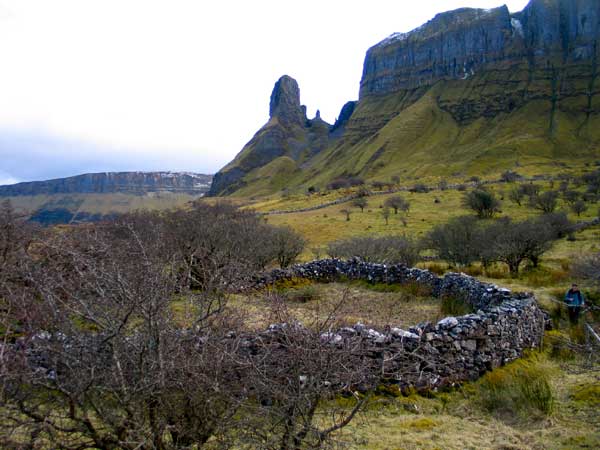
xmin=358 ymin=0 xmax=600 ymax=126
xmin=0 ymin=172 xmax=212 ymax=196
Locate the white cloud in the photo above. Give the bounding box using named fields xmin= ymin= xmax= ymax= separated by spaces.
xmin=0 ymin=0 xmax=531 ymax=180
xmin=0 ymin=170 xmax=19 ymax=186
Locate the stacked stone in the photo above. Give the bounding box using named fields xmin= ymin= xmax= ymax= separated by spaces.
xmin=252 ymin=258 xmax=546 ymax=391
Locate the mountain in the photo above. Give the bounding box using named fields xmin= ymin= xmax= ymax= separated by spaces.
xmin=210 ymin=0 xmax=600 ymax=197
xmin=1 ymin=172 xmax=212 ymax=225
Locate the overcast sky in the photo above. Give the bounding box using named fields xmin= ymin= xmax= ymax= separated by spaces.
xmin=0 ymin=0 xmax=530 ymax=185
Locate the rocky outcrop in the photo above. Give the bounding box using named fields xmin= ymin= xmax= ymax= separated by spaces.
xmin=209 ymin=75 xmax=333 ymax=196
xmin=356 ymin=0 xmax=600 ymax=127
xmin=269 ymin=75 xmax=306 ymax=126
xmin=0 ymin=172 xmax=212 ymax=196
xmin=330 ymin=101 xmax=357 ymax=135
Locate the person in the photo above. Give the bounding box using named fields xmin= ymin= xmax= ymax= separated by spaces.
xmin=564 ymin=283 xmax=585 ymax=323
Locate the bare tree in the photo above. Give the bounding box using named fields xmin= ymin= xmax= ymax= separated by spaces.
xmin=508 ymin=187 xmax=525 ymax=206
xmin=529 ymin=191 xmax=559 ymax=214
xmin=482 ymin=218 xmax=555 ymax=274
xmin=270 ymin=226 xmax=306 ymax=269
xmin=425 ymin=215 xmax=481 ymax=267
xmin=340 ymin=209 xmax=351 ymax=222
xmin=327 ymin=235 xmax=420 ymax=266
xmin=384 ymin=195 xmax=410 ymax=215
xmin=519 ymin=183 xmax=541 ymax=199
xmin=382 ymin=206 xmax=390 ymax=225
xmin=352 ymin=196 xmax=368 ymax=212
xmin=571 ymin=200 xmax=588 ymax=217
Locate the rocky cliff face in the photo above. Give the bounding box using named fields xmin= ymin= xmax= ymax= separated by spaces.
xmin=0 ymin=172 xmax=213 ymax=196
xmin=360 ymin=6 xmax=514 ymax=96
xmin=361 ymin=0 xmax=599 ymax=98
xmin=357 ymin=0 xmax=600 ymax=128
xmin=209 ymin=75 xmax=345 ymax=196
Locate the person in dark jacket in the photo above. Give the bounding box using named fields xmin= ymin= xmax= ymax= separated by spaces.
xmin=565 ymin=283 xmax=585 ymax=323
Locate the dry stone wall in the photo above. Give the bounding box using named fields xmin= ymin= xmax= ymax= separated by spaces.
xmin=253 ymin=258 xmax=546 ymax=390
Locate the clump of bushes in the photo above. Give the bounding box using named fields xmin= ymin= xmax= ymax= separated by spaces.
xmin=327 ymin=235 xmax=420 ymax=266
xmin=327 ymin=176 xmax=365 ymax=190
xmin=410 ymin=183 xmax=430 ymax=193
xmin=425 ymin=213 xmax=573 ymax=275
xmin=462 ymin=188 xmax=501 ymax=219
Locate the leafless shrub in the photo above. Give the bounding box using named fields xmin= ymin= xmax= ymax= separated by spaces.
xmin=572 ymin=252 xmax=600 ymax=286
xmin=1 ymin=217 xmax=248 ymax=449
xmin=529 ymin=190 xmax=560 ymax=214
xmin=327 ymin=235 xmax=420 ymax=266
xmin=237 ymin=297 xmax=377 ymax=449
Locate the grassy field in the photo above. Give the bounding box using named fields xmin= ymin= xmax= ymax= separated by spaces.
xmin=335 ymin=358 xmax=600 ymax=449
xmin=250 ymin=180 xmax=598 ymax=260
xmin=219 ymin=176 xmax=600 ymax=449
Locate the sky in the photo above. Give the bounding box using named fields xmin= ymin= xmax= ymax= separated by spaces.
xmin=0 ymin=0 xmax=530 ymax=185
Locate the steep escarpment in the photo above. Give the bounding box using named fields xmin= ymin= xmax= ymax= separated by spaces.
xmin=211 ymin=0 xmax=600 ymax=197
xmin=357 ymin=0 xmax=600 ymax=127
xmin=360 ymin=6 xmax=515 ymax=97
xmin=0 ymin=172 xmax=212 ymax=196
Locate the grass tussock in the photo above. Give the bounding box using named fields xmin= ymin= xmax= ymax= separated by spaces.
xmin=271 ymin=276 xmax=313 ymax=291
xmin=420 ymin=262 xmax=447 ymax=275
xmin=462 ymin=264 xmax=484 ymax=277
xmin=571 ymin=382 xmax=600 ymax=407
xmin=520 ymin=266 xmax=569 ymax=287
xmin=474 ymin=354 xmax=555 ymax=418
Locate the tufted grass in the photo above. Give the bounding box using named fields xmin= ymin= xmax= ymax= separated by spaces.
xmin=331 ymin=352 xmax=600 ymax=450
xmin=474 ymin=353 xmax=555 ymax=417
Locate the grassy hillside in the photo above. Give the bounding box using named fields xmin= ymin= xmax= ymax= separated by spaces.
xmin=255 ymin=179 xmax=594 ymax=252
xmin=225 ymin=70 xmax=600 ymax=198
